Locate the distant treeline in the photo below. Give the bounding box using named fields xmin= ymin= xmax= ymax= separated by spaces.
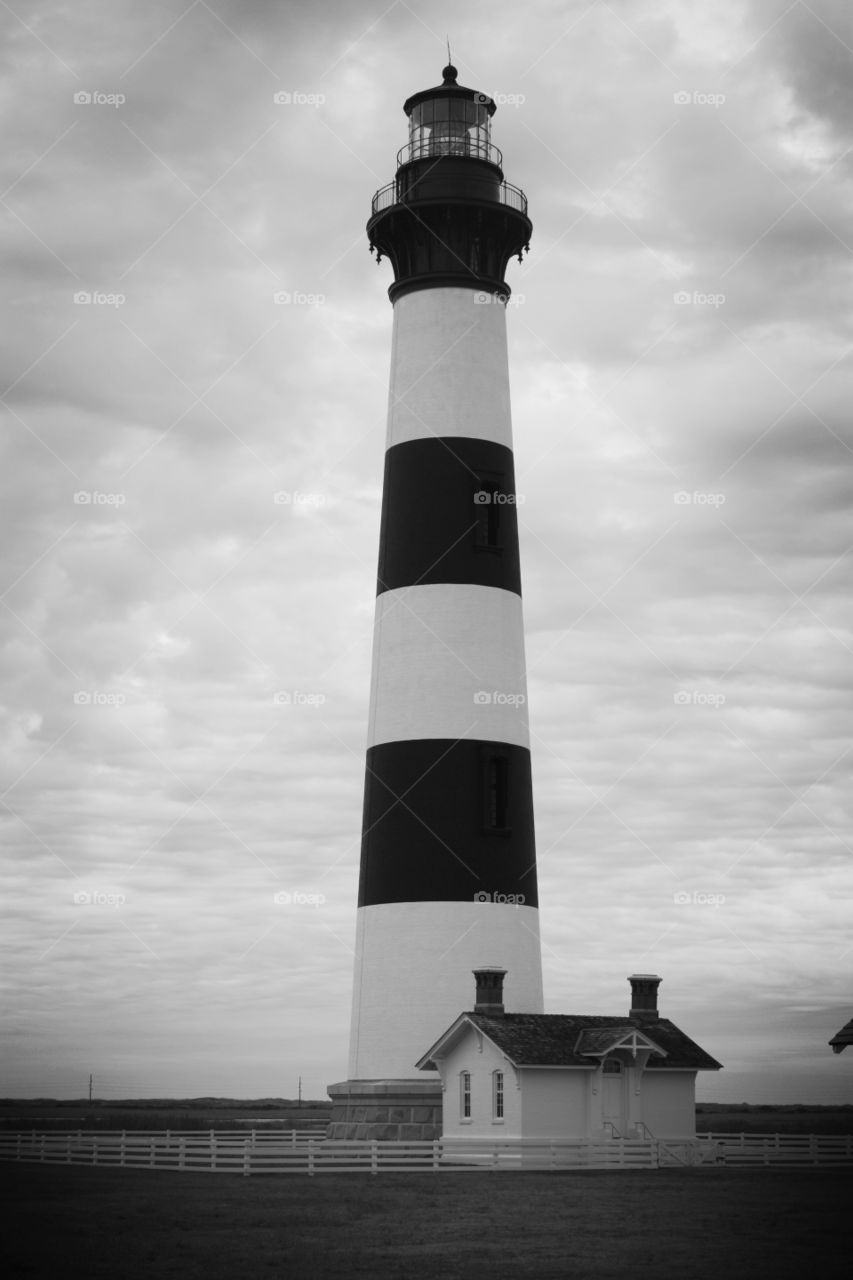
xmin=696 ymin=1102 xmax=853 ymax=1112
xmin=0 ymin=1098 xmax=331 ymax=1110
xmin=2 ymin=1098 xmax=849 ymax=1113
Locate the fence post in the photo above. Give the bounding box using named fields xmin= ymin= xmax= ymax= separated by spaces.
xmin=179 ymin=1136 xmax=186 ymax=1170
xmin=308 ymin=1139 xmax=315 ymax=1177
xmin=120 ymin=1131 xmax=126 ymax=1168
xmin=432 ymin=1140 xmax=440 ymax=1171
xmin=243 ymin=1137 xmax=251 ymax=1178
xmin=371 ymin=1141 xmax=378 ymax=1175
xmin=210 ymin=1130 xmax=216 ymax=1172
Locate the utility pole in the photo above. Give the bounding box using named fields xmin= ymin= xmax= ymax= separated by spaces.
xmin=297 ymin=1075 xmax=302 ymax=1108
xmin=88 ymin=1074 xmax=93 ymax=1104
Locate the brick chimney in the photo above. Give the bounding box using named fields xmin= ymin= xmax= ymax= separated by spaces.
xmin=473 ymin=967 xmax=507 ymax=1016
xmin=628 ymin=974 xmax=662 ymax=1022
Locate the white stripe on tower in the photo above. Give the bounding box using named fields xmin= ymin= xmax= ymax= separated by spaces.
xmin=386 ymin=288 xmax=515 ymax=448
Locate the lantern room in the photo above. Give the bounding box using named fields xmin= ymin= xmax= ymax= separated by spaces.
xmin=403 ymin=64 xmax=497 ymax=164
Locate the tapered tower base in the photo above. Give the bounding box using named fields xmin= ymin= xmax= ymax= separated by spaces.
xmin=327 ymin=1079 xmax=443 ymax=1141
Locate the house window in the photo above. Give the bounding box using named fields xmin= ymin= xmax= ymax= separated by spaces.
xmin=473 ymin=479 xmax=504 ymax=551
xmin=483 ymin=753 xmax=509 ymax=832
xmin=492 ymin=1070 xmax=504 ymax=1121
xmin=460 ymin=1071 xmax=471 ymax=1120
xmin=602 ymin=1057 xmax=622 ymax=1074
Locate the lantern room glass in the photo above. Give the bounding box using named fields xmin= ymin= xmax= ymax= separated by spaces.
xmin=409 ymin=96 xmax=491 ymax=160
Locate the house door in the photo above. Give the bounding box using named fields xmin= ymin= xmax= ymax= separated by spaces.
xmin=601 ymin=1059 xmax=624 ymax=1134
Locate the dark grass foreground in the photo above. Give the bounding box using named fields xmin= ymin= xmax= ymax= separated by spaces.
xmin=1 ymin=1163 xmax=851 ymax=1279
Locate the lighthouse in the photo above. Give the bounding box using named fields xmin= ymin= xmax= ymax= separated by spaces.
xmin=327 ymin=64 xmax=543 ymax=1141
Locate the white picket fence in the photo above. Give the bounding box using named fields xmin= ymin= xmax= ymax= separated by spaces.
xmin=696 ymin=1131 xmax=853 ymax=1167
xmin=1 ymin=1130 xmax=851 ymax=1174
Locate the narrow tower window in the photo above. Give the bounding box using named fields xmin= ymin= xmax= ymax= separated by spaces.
xmin=473 ymin=478 xmax=504 ymax=551
xmin=482 ymin=753 xmax=509 ymax=832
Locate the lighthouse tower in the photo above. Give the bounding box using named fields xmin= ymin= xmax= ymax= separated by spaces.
xmin=328 ymin=64 xmax=543 ymax=1141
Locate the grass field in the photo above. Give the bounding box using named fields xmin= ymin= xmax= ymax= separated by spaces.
xmin=1 ymin=1163 xmax=851 ymax=1279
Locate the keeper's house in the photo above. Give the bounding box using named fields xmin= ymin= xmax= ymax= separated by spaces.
xmin=416 ymin=970 xmax=722 ymax=1141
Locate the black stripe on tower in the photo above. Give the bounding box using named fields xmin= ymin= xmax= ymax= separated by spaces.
xmin=359 ymin=739 xmax=538 ymax=908
xmin=377 ymin=437 xmax=521 ymax=596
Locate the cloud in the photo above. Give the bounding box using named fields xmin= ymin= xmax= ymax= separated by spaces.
xmin=1 ymin=0 xmax=851 ymax=1104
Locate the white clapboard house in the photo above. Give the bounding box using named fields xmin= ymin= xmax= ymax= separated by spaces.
xmin=415 ymin=970 xmax=722 ymax=1141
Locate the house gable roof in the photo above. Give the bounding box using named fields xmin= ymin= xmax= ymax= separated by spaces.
xmin=416 ymin=1012 xmax=722 ymax=1071
xmin=829 ymin=1016 xmax=853 ymax=1053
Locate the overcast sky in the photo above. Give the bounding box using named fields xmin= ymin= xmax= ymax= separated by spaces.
xmin=2 ymin=0 xmax=852 ymax=1106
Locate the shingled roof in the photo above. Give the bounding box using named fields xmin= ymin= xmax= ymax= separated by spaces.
xmin=829 ymin=1016 xmax=853 ymax=1054
xmin=421 ymin=1012 xmax=722 ymax=1071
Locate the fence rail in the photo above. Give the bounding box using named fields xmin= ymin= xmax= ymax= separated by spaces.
xmin=2 ymin=1130 xmax=851 ymax=1175
xmin=696 ymin=1132 xmax=853 ymax=1166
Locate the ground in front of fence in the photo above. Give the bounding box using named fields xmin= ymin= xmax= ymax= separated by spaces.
xmin=1 ymin=1163 xmax=851 ymax=1280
